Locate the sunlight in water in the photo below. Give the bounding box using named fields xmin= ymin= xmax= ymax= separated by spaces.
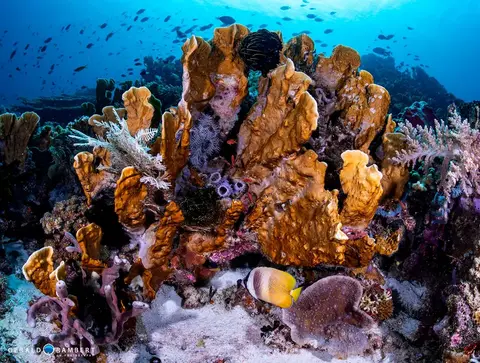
xmin=195 ymin=0 xmax=412 ymax=16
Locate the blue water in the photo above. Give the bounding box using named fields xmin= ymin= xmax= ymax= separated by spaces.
xmin=1 ymin=0 xmax=479 ymax=106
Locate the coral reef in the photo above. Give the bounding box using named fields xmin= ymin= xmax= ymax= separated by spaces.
xmin=361 ymin=53 xmax=461 ymax=119
xmin=6 ymin=23 xmax=478 ymax=362
xmin=237 ymin=58 xmax=318 ymax=169
xmin=7 ymin=91 xmax=96 ymax=124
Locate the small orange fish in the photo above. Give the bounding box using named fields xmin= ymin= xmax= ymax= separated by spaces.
xmin=226 ymin=139 xmax=237 ymax=145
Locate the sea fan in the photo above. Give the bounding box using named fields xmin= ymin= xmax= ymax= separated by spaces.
xmin=69 ymin=110 xmax=169 ymax=190
xmin=393 ymin=105 xmax=480 ymax=203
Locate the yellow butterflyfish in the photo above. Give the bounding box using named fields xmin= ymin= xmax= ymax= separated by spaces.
xmin=245 ymin=267 xmax=302 ymax=308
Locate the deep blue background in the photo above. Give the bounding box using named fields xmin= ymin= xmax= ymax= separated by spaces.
xmin=1 ymin=0 xmax=479 ymax=106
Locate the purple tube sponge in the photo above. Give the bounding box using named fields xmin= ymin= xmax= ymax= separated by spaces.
xmin=208 ymin=172 xmax=223 ymax=186
xmin=232 ymin=179 xmax=247 ymax=196
xmin=216 ymin=180 xmax=233 ymax=199
xmin=282 ymin=275 xmax=375 ymax=358
xmin=26 ymin=257 xmax=149 ymax=355
xmin=27 ymin=280 xmax=99 ymax=353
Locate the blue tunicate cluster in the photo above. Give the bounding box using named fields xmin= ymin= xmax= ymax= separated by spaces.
xmin=207 ymin=173 xmax=248 ymax=199
xmin=232 ymin=180 xmax=247 ymax=195
xmin=216 ymin=180 xmax=233 ymax=198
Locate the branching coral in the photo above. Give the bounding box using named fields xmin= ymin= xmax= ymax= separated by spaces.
xmin=393 ymin=105 xmax=480 ymax=203
xmin=70 ymin=110 xmax=169 ymax=191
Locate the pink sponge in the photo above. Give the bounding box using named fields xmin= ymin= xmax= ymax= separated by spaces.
xmin=282 ymin=275 xmax=375 ymax=358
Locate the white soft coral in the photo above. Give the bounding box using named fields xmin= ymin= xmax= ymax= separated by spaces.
xmin=69 ymin=109 xmax=169 ymax=191
xmin=393 ymin=105 xmax=480 ymax=203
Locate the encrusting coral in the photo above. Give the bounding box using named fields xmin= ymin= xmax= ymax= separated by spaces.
xmin=0 ymin=111 xmax=39 ymax=165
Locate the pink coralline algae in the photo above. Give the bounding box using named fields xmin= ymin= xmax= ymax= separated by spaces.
xmin=208 ymin=230 xmax=259 ymax=265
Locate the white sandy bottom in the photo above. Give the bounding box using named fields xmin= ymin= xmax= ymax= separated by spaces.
xmin=107 ymin=270 xmax=385 ymax=363
xmin=1 ymin=270 xmax=388 ymax=363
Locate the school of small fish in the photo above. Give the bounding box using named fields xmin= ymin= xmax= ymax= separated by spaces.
xmin=0 ymin=3 xmax=421 ymax=102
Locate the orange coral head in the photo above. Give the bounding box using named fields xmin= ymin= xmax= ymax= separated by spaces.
xmin=22 ymin=246 xmax=56 ymax=296
xmin=121 ymin=86 xmax=154 ymax=135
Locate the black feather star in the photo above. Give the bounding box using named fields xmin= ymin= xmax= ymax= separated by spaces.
xmin=238 ymin=29 xmax=283 ymax=77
